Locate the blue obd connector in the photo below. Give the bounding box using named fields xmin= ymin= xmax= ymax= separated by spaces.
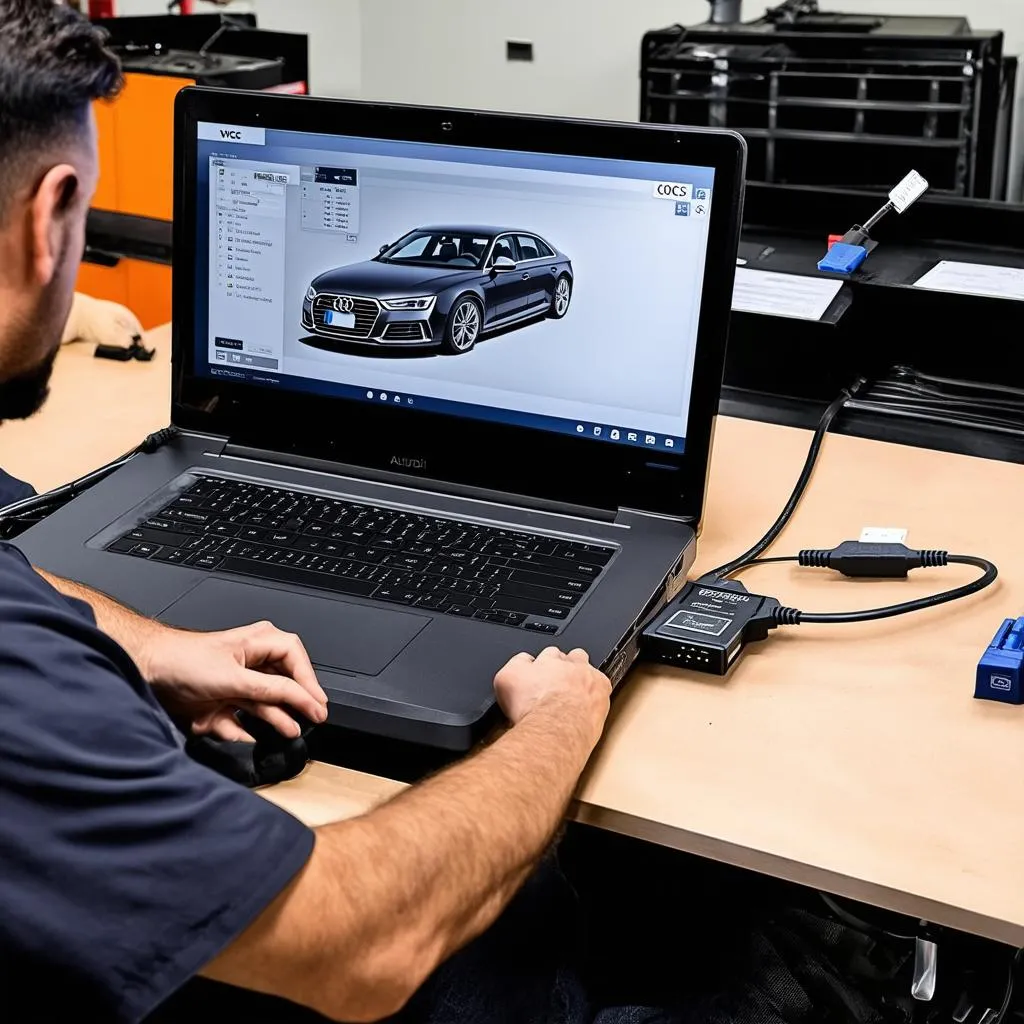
xmin=817 ymin=242 xmax=867 ymax=275
xmin=975 ymin=617 xmax=1024 ymax=704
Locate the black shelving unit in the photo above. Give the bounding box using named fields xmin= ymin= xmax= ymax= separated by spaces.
xmin=641 ymin=2 xmax=1016 ymax=200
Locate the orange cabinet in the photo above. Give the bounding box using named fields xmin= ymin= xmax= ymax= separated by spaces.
xmin=93 ymin=71 xmax=194 ymax=221
xmin=75 ymin=258 xmax=172 ymax=331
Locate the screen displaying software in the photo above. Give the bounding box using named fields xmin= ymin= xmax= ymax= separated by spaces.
xmin=194 ymin=122 xmax=716 ymax=454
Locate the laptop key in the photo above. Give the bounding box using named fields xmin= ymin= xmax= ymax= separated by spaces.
xmin=192 ymin=553 xmax=224 ymax=570
xmin=523 ymin=621 xmax=559 ymax=634
xmin=445 ymin=604 xmax=475 ymax=617
xmin=165 ymin=508 xmax=212 ymax=525
xmin=566 ymin=545 xmax=615 ymax=566
xmin=129 ymin=543 xmax=162 ymax=558
xmin=266 ymin=531 xmax=297 ymax=547
xmin=145 ymin=517 xmax=201 ymax=534
xmin=107 ymin=537 xmax=139 ymax=554
xmin=126 ymin=527 xmax=196 ymax=548
xmin=151 ymin=547 xmax=187 ymax=564
xmin=376 ymin=589 xmax=418 ymax=605
xmin=493 ymin=597 xmax=570 ymax=619
xmin=508 ymin=569 xmax=591 ymax=593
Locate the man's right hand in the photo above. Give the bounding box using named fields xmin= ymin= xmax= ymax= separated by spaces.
xmin=494 ymin=646 xmax=611 ymax=748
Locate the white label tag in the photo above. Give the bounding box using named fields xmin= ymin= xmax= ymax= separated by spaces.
xmin=889 ymin=170 xmax=929 ymax=213
xmin=859 ymin=527 xmax=908 ymax=543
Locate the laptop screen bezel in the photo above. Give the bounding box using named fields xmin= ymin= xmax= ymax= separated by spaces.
xmin=172 ymin=88 xmax=745 ymax=523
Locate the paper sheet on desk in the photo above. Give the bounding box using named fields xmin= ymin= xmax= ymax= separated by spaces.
xmin=731 ymin=268 xmax=843 ymax=321
xmin=914 ymin=260 xmax=1024 ymax=302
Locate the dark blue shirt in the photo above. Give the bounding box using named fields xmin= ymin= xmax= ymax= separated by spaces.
xmin=0 ymin=467 xmax=34 ymax=506
xmin=0 ymin=540 xmax=314 ymax=1022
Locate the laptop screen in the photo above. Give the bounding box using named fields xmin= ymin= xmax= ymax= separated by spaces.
xmin=193 ymin=122 xmax=716 ymax=456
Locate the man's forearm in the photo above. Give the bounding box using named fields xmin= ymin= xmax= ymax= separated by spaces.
xmin=340 ymin=698 xmax=596 ymax=956
xmin=205 ymin=697 xmax=600 ymax=1019
xmin=36 ymin=569 xmax=162 ymax=672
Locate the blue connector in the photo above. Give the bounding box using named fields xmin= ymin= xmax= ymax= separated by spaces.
xmin=975 ymin=618 xmax=1024 ymax=704
xmin=817 ymin=242 xmax=867 ymax=275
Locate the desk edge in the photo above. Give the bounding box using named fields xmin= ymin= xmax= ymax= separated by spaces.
xmin=571 ymin=802 xmax=1023 ymax=947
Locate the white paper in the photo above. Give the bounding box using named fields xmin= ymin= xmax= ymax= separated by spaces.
xmin=913 ymin=260 xmax=1024 ymax=302
xmin=731 ymin=268 xmax=844 ymax=321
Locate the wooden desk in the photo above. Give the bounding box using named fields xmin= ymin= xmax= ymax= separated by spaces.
xmin=4 ymin=326 xmax=1024 ymax=946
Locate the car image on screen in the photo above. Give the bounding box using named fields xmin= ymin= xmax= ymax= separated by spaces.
xmin=300 ymin=226 xmax=573 ymax=355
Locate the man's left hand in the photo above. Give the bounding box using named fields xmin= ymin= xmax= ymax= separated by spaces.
xmin=139 ymin=621 xmax=329 ymax=742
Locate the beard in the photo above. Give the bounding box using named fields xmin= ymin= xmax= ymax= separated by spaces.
xmin=0 ymin=347 xmax=58 ymax=422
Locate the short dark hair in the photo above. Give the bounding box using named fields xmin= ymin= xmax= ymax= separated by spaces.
xmin=0 ymin=0 xmax=122 ymax=217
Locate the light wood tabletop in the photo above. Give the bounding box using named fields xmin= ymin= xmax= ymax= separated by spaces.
xmin=3 ymin=324 xmax=1024 ymax=945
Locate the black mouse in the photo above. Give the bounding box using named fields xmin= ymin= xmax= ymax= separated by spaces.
xmin=185 ymin=708 xmax=318 ymax=788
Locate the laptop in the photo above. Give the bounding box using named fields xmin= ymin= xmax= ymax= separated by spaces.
xmin=14 ymin=89 xmax=745 ymax=751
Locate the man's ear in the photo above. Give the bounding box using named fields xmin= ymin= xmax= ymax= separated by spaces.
xmin=30 ymin=164 xmax=80 ymax=287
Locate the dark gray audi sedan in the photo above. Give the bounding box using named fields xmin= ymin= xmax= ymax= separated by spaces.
xmin=300 ymin=226 xmax=573 ymax=355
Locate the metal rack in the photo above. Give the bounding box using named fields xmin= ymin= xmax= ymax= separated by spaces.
xmin=641 ymin=3 xmax=1016 ymax=199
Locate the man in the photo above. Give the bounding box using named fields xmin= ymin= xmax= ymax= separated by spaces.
xmin=0 ymin=3 xmax=615 ymax=1022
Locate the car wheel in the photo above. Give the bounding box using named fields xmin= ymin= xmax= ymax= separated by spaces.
xmin=548 ymin=275 xmax=572 ymax=319
xmin=443 ymin=296 xmax=482 ymax=354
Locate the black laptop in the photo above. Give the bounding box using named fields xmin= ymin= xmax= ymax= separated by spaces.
xmin=15 ymin=89 xmax=744 ymax=750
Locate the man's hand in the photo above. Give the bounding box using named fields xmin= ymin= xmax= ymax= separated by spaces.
xmin=140 ymin=621 xmax=329 ymax=741
xmin=37 ymin=571 xmax=330 ymax=742
xmin=494 ymin=646 xmax=611 ymax=746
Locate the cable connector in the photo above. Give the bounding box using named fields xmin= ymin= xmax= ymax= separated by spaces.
xmin=138 ymin=426 xmax=180 ymax=454
xmin=798 ymin=541 xmax=947 ymax=578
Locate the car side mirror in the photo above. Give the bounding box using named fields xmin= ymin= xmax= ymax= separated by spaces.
xmin=379 ymin=244 xmax=388 ymax=254
xmin=492 ymin=256 xmax=516 ymax=272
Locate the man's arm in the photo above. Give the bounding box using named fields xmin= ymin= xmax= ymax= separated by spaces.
xmin=38 ymin=569 xmax=164 ymax=661
xmin=203 ymin=647 xmax=611 ymax=1023
xmin=36 ymin=569 xmax=328 ymax=737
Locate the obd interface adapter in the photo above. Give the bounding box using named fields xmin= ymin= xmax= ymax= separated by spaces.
xmin=641 ymin=582 xmax=781 ymax=674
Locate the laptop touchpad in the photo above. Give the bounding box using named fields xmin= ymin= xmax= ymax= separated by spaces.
xmin=159 ymin=578 xmax=430 ymax=676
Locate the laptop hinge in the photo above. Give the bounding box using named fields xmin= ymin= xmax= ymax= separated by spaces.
xmin=215 ymin=442 xmax=619 ymax=525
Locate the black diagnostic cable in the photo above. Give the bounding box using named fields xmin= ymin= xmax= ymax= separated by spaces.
xmin=717 ymin=548 xmax=998 ymax=626
xmin=0 ymin=426 xmax=179 ymax=539
xmin=704 ymin=377 xmax=867 ymax=581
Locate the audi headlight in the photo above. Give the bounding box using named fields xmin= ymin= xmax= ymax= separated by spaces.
xmin=305 ymin=285 xmax=317 ymax=302
xmin=381 ymin=296 xmax=436 ymax=312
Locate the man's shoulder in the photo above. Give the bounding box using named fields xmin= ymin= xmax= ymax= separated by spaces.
xmin=0 ymin=468 xmax=35 ymax=507
xmin=0 ymin=542 xmax=104 ymax=647
xmin=0 ymin=540 xmax=51 ymax=597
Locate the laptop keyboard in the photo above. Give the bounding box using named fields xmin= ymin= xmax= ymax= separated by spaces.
xmin=104 ymin=476 xmax=616 ymax=632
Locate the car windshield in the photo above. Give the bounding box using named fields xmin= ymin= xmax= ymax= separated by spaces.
xmin=379 ymin=232 xmax=493 ymax=269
